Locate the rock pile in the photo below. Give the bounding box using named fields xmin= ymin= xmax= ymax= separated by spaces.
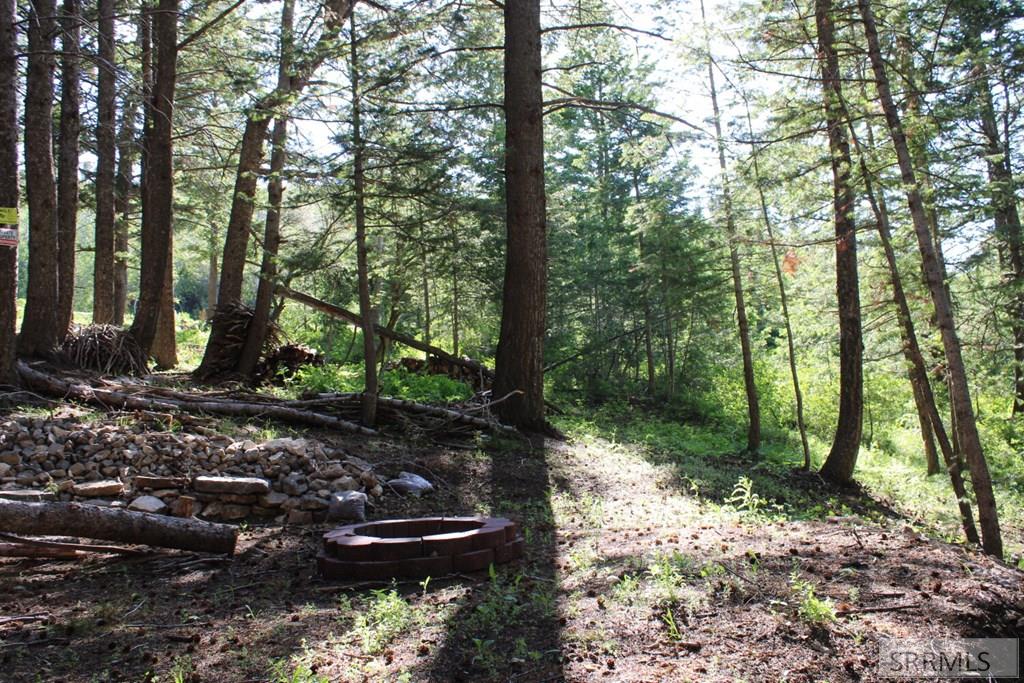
xmin=0 ymin=416 xmax=401 ymax=524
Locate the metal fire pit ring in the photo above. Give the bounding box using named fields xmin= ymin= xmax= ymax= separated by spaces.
xmin=317 ymin=516 xmax=524 ymax=580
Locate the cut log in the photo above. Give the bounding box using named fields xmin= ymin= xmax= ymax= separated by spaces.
xmin=0 ymin=498 xmax=238 ymax=554
xmin=16 ymin=360 xmax=377 ymax=436
xmin=275 ymin=286 xmax=494 ymax=382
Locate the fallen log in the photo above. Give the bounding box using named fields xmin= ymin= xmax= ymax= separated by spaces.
xmin=298 ymin=392 xmax=522 ymax=436
xmin=16 ymin=361 xmax=377 ymax=436
xmin=0 ymin=543 xmax=80 ymax=559
xmin=276 ymin=286 xmax=494 ymax=383
xmin=0 ymin=499 xmax=238 ymax=554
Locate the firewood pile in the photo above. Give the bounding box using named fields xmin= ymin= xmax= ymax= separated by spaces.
xmin=388 ymin=355 xmax=494 ymax=392
xmin=60 ymin=325 xmax=150 ymax=376
xmin=256 ymin=343 xmax=325 ymax=383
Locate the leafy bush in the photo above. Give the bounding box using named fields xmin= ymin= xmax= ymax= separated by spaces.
xmin=290 ymin=364 xmax=471 ymax=404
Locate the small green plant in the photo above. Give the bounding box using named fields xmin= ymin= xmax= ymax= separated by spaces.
xmin=611 ymin=573 xmax=642 ymax=604
xmin=419 ymin=576 xmax=431 ymax=596
xmin=661 ymin=606 xmax=683 ymax=641
xmin=269 ymin=659 xmax=328 ymax=683
xmin=790 ymin=571 xmax=837 ymax=626
xmin=352 ymin=588 xmax=416 ymax=654
xmin=168 ymin=656 xmax=193 ymax=683
xmin=726 ymin=476 xmax=765 ymax=516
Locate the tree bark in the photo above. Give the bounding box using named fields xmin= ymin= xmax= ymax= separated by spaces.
xmin=152 ymin=236 xmax=177 ymax=368
xmin=816 ymin=0 xmax=863 ymax=484
xmin=493 ymin=0 xmax=549 ymax=432
xmin=93 ymin=0 xmax=117 ymax=324
xmin=702 ymin=0 xmax=760 ymax=453
xmin=350 ymin=10 xmax=377 ymax=427
xmin=0 ymin=498 xmax=237 ymax=554
xmin=57 ymin=0 xmax=80 ymax=332
xmin=19 ymin=0 xmax=62 ymax=358
xmin=858 ymin=0 xmax=1001 ymax=556
xmin=238 ymin=0 xmax=295 ymax=378
xmin=0 ymin=0 xmax=16 ymax=385
xmin=113 ymin=33 xmax=142 ymax=328
xmin=130 ymin=0 xmax=177 ymax=355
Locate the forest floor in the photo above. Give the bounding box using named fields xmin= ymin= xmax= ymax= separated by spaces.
xmin=2 ymin=405 xmax=1023 ymax=682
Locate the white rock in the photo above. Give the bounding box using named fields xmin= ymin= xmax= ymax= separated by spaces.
xmin=128 ymin=495 xmax=168 ymax=514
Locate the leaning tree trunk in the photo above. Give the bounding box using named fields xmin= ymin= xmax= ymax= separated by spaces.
xmin=56 ymin=0 xmax=80 ymax=332
xmin=816 ymin=0 xmax=863 ymax=484
xmin=129 ymin=0 xmax=177 ymax=355
xmin=702 ymin=0 xmax=760 ymax=453
xmin=846 ymin=114 xmax=979 ymax=545
xmin=93 ymin=0 xmax=117 ymax=324
xmin=0 ymin=0 xmax=17 ymax=385
xmin=349 ymin=10 xmax=377 ymax=427
xmin=19 ymin=0 xmax=62 ymax=358
xmin=858 ymin=0 xmax=1001 ymax=557
xmin=493 ymin=0 xmax=549 ymax=432
xmin=238 ymin=0 xmax=295 ymax=378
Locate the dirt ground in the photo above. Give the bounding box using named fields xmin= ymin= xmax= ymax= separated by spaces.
xmin=2 ymin=412 xmax=1022 ymax=682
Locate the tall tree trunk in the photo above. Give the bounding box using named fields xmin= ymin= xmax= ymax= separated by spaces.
xmin=858 ymin=0 xmax=1001 ymax=556
xmin=350 ymin=10 xmax=376 ymax=427
xmin=19 ymin=0 xmax=62 ymax=358
xmin=451 ymin=243 xmax=460 ymax=358
xmin=493 ymin=0 xmax=549 ymax=432
xmin=129 ymin=0 xmax=177 ymax=355
xmin=93 ymin=0 xmax=117 ymax=324
xmin=854 ymin=87 xmax=940 ymax=476
xmin=976 ymin=74 xmax=1024 ymax=414
xmin=206 ymin=233 xmax=218 ymax=320
xmin=702 ymin=0 xmax=760 ymax=452
xmin=421 ymin=246 xmax=431 ymax=356
xmin=815 ymin=0 xmax=863 ymax=483
xmin=56 ymin=0 xmax=80 ymax=332
xmin=196 ymin=0 xmax=355 ymax=378
xmin=0 ymin=0 xmax=17 ymax=384
xmin=846 ymin=115 xmax=979 ymax=544
xmin=113 ymin=81 xmax=140 ymax=327
xmin=151 ymin=236 xmax=176 ymax=368
xmin=743 ymin=104 xmax=811 ymax=469
xmin=238 ymin=0 xmax=295 ymax=378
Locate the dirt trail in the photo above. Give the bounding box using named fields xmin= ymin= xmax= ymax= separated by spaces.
xmin=1 ymin=419 xmax=1021 ymax=682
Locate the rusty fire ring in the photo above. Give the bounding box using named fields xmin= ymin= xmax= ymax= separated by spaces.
xmin=317 ymin=516 xmax=524 ymax=580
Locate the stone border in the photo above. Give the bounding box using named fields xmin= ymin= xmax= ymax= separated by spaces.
xmin=318 ymin=516 xmax=524 ymax=580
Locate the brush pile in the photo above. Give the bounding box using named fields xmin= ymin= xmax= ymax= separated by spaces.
xmin=60 ymin=325 xmax=150 ymax=376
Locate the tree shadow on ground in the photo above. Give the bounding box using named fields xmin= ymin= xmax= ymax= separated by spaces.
xmin=419 ymin=438 xmax=565 ymax=682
